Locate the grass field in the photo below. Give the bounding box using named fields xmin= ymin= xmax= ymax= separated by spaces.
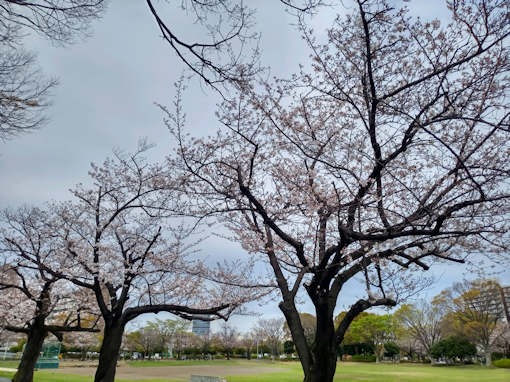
xmin=0 ymin=360 xmax=508 ymax=381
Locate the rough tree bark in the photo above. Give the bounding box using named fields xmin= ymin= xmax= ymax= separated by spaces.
xmin=94 ymin=319 xmax=126 ymax=382
xmin=308 ymin=301 xmax=337 ymax=382
xmin=11 ymin=317 xmax=47 ymax=382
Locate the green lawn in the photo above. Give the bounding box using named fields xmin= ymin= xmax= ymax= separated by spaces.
xmin=0 ymin=360 xmax=19 ymax=369
xmin=228 ymin=362 xmax=510 ymax=382
xmin=0 ymin=361 xmax=508 ymax=382
xmin=0 ymin=371 xmax=181 ymax=382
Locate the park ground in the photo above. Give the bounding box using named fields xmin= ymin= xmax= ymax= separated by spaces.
xmin=1 ymin=360 xmax=509 ymax=382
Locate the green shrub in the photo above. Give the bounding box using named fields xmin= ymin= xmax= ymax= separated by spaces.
xmin=493 ymin=358 xmax=510 ymax=368
xmin=384 ymin=342 xmax=400 ymax=357
xmin=430 ymin=336 xmax=477 ymax=363
xmin=491 ymin=352 xmax=505 ymax=361
xmin=350 ymin=354 xmax=376 ymax=362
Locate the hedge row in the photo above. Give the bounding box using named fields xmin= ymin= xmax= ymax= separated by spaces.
xmin=493 ymin=358 xmax=510 ymax=368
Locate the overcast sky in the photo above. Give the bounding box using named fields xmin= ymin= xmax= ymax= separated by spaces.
xmin=1 ymin=0 xmax=509 ymax=333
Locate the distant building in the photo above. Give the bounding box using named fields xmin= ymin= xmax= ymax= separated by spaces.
xmin=472 ymin=284 xmax=510 ymax=322
xmin=192 ymin=318 xmax=211 ymax=337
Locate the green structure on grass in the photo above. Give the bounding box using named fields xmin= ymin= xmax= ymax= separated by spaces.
xmin=33 ymin=341 xmax=61 ymax=369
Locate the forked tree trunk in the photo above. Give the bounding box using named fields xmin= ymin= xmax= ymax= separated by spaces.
xmin=12 ymin=319 xmax=47 ymax=382
xmin=94 ymin=320 xmax=125 ymax=382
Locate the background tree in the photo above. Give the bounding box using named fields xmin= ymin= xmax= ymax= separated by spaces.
xmin=284 ymin=313 xmax=316 ymax=345
xmin=347 ymin=314 xmax=400 ymax=363
xmin=0 ymin=208 xmax=100 ymax=382
xmin=146 ymin=317 xmax=190 ymax=357
xmin=336 ymin=311 xmax=375 ymax=358
xmin=395 ymin=299 xmax=445 ymax=358
xmin=255 ymin=318 xmax=285 ymax=359
xmin=63 ymin=330 xmax=102 ymax=361
xmin=171 ymin=322 xmax=193 ymax=359
xmin=429 ymin=336 xmax=477 ymax=365
xmin=383 ymin=341 xmax=400 ymax=361
xmin=163 ymin=0 xmax=510 ymax=380
xmin=239 ymin=331 xmax=257 ymax=360
xmin=0 ymin=0 xmax=106 ymax=44
xmin=124 ymin=330 xmax=143 ymax=356
xmin=440 ymin=280 xmax=507 ymax=366
xmin=137 ymin=325 xmax=164 ymax=359
xmin=217 ymin=322 xmax=238 ymax=360
xmin=0 ymin=0 xmax=106 ymax=140
xmin=0 ymin=40 xmax=55 ymax=141
xmin=284 ymin=340 xmax=295 ymax=355
xmin=7 ymin=337 xmax=26 ymax=354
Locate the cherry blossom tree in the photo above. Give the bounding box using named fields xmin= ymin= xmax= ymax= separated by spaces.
xmin=0 ymin=207 xmax=100 ymax=382
xmin=16 ymin=144 xmax=260 ymax=382
xmin=63 ymin=330 xmax=101 ymax=361
xmin=162 ymin=1 xmax=510 ymax=380
xmin=216 ymin=322 xmax=238 ymax=360
xmin=239 ymin=330 xmax=257 ymax=360
xmin=145 ymin=0 xmax=324 ymax=89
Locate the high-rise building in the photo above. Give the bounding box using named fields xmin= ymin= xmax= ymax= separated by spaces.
xmin=471 ymin=284 xmax=510 ymax=322
xmin=192 ymin=317 xmax=211 ymax=337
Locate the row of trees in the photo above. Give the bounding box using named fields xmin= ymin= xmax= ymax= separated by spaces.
xmin=397 ymin=280 xmax=510 ymax=365
xmin=0 ymin=145 xmax=261 ymax=382
xmin=287 ymin=280 xmax=510 ymax=365
xmin=123 ymin=317 xmax=286 ymax=361
xmin=124 ymin=318 xmax=191 ymax=360
xmin=119 ymin=279 xmax=510 ymax=365
xmin=1 ymin=1 xmax=509 ymax=382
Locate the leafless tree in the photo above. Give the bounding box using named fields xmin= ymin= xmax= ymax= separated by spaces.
xmin=395 ymin=299 xmax=445 ymax=358
xmin=0 ymin=0 xmax=106 ymax=141
xmin=239 ymin=330 xmax=257 ymax=360
xmin=255 ymin=318 xmax=285 ymax=358
xmin=0 ymin=24 xmax=55 ymax=141
xmin=0 ymin=0 xmax=107 ymax=44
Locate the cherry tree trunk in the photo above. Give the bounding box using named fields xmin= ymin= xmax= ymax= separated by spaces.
xmin=12 ymin=320 xmax=47 ymax=382
xmin=304 ymin=304 xmax=337 ymax=382
xmin=280 ymin=299 xmax=339 ymax=382
xmin=94 ymin=320 xmax=125 ymax=382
